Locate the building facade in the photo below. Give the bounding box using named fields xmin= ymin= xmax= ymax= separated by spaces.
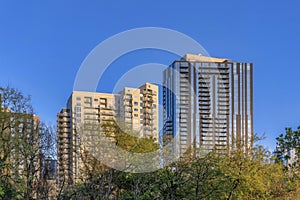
xmin=57 ymin=83 xmax=158 ymax=185
xmin=163 ymin=54 xmax=253 ymax=158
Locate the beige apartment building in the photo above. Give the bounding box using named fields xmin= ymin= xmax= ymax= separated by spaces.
xmin=57 ymin=83 xmax=158 ymax=186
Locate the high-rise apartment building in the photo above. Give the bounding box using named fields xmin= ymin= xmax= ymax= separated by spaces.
xmin=118 ymin=83 xmax=158 ymax=139
xmin=163 ymin=54 xmax=253 ymax=158
xmin=57 ymin=83 xmax=158 ymax=185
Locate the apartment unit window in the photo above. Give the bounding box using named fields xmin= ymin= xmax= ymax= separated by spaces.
xmin=134 ymin=102 xmax=138 ymax=106
xmin=133 ymin=125 xmax=139 ymax=129
xmin=76 ymin=97 xmax=81 ymax=101
xmin=94 ymin=98 xmax=98 ymax=101
xmin=75 ymin=106 xmax=81 ymax=112
xmin=134 ymin=114 xmax=138 ymax=117
xmin=100 ymin=98 xmax=107 ymax=104
xmin=84 ymin=97 xmax=91 ymax=103
xmin=134 ymin=108 xmax=138 ymax=112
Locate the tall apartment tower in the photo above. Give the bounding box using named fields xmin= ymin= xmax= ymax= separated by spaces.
xmin=57 ymin=83 xmax=158 ymax=185
xmin=163 ymin=54 xmax=253 ymax=158
xmin=118 ymin=83 xmax=159 ymax=140
xmin=57 ymin=108 xmax=71 ymax=185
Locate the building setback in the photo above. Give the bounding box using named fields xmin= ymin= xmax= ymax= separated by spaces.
xmin=163 ymin=54 xmax=253 ymax=158
xmin=57 ymin=83 xmax=158 ymax=185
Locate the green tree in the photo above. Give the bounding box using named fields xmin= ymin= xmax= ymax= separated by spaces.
xmin=276 ymin=127 xmax=300 ymax=169
xmin=0 ymin=86 xmax=55 ymax=199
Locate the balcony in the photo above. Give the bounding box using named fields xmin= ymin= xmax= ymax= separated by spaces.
xmin=143 ymin=104 xmax=152 ymax=109
xmin=200 ymin=107 xmax=210 ymax=111
xmin=143 ymin=90 xmax=156 ymax=96
xmin=144 ymin=115 xmax=153 ymax=120
xmin=144 ymin=110 xmax=154 ymax=115
xmin=199 ymin=97 xmax=210 ymax=101
xmin=201 ymin=94 xmax=210 ymax=98
xmin=100 ymin=112 xmax=114 ymax=116
xmin=101 ymin=117 xmax=114 ymax=121
xmin=200 ymin=110 xmax=211 ymax=115
xmin=100 ymin=106 xmax=114 ymax=110
xmin=199 ymin=102 xmax=210 ymax=106
xmin=124 ymin=96 xmax=132 ymax=100
xmin=143 ymin=98 xmax=154 ymax=103
xmin=125 ymin=114 xmax=132 ymax=118
xmin=218 ymin=86 xmax=230 ymax=90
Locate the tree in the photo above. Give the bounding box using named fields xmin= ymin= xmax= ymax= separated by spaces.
xmin=276 ymin=127 xmax=300 ymax=169
xmin=0 ymin=86 xmax=39 ymax=199
xmin=0 ymin=86 xmax=56 ymax=199
xmin=38 ymin=123 xmax=57 ymax=200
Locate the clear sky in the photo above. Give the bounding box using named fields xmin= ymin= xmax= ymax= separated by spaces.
xmin=1 ymin=0 xmax=300 ymax=151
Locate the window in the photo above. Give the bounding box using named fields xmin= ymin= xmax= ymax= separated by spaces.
xmin=76 ymin=97 xmax=81 ymax=101
xmin=75 ymin=106 xmax=81 ymax=112
xmin=84 ymin=97 xmax=91 ymax=103
xmin=100 ymin=98 xmax=106 ymax=104
xmin=134 ymin=102 xmax=138 ymax=106
xmin=134 ymin=114 xmax=138 ymax=117
xmin=134 ymin=108 xmax=138 ymax=112
xmin=153 ymin=104 xmax=156 ymax=109
xmin=94 ymin=98 xmax=98 ymax=101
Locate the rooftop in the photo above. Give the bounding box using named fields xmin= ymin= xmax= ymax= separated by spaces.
xmin=183 ymin=54 xmax=229 ymax=63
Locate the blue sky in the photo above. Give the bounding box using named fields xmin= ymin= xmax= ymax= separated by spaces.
xmin=1 ymin=0 xmax=300 ymax=151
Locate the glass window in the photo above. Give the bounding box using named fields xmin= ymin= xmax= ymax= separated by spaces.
xmin=75 ymin=106 xmax=81 ymax=112
xmin=100 ymin=98 xmax=106 ymax=104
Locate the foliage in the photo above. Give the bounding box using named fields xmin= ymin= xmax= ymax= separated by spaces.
xmin=0 ymin=86 xmax=56 ymax=199
xmin=2 ymin=85 xmax=300 ymax=199
xmin=62 ymin=147 xmax=300 ymax=200
xmin=276 ymin=127 xmax=300 ymax=169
